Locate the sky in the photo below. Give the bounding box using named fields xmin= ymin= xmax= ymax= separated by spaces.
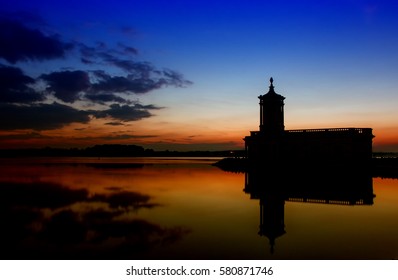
xmin=0 ymin=0 xmax=398 ymax=151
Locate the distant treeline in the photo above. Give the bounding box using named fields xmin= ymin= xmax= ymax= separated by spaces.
xmin=1 ymin=145 xmax=396 ymax=159
xmin=0 ymin=144 xmax=246 ymax=158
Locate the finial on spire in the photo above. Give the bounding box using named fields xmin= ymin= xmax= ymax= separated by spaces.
xmin=268 ymin=77 xmax=275 ymax=93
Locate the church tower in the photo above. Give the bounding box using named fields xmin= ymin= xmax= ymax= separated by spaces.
xmin=259 ymin=78 xmax=285 ymax=135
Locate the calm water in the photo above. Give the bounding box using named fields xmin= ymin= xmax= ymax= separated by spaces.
xmin=1 ymin=157 xmax=398 ymax=260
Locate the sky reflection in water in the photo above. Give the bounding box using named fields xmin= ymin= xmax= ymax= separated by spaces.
xmin=0 ymin=158 xmax=398 ymax=259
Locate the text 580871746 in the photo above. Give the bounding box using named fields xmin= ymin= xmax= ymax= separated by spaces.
xmin=219 ymin=267 xmax=273 ymax=276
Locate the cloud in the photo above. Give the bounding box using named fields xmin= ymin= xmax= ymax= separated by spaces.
xmin=85 ymin=92 xmax=132 ymax=104
xmin=162 ymin=68 xmax=193 ymax=87
xmin=0 ymin=102 xmax=90 ymax=130
xmin=78 ymin=44 xmax=101 ymax=64
xmin=0 ymin=64 xmax=44 ymax=103
xmin=0 ymin=132 xmax=51 ymax=140
xmin=0 ymin=101 xmax=164 ymax=131
xmin=104 ymin=122 xmax=125 ymax=126
xmin=38 ymin=67 xmax=191 ymax=105
xmin=134 ymin=103 xmax=164 ymax=110
xmin=100 ymin=60 xmax=193 ymax=90
xmin=0 ymin=18 xmax=72 ymax=64
xmin=41 ymin=70 xmax=91 ymax=103
xmin=105 ymin=59 xmax=153 ymax=75
xmin=118 ymin=43 xmax=138 ymax=55
xmin=91 ymin=68 xmax=192 ymax=94
xmin=92 ymin=72 xmax=156 ymax=93
xmin=93 ymin=103 xmax=161 ymax=121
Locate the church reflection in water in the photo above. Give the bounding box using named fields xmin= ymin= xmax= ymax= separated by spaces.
xmin=244 ymin=167 xmax=375 ymax=254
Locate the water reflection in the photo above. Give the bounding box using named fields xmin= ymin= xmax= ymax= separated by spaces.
xmin=2 ymin=158 xmax=398 ymax=259
xmin=0 ymin=180 xmax=189 ymax=259
xmin=244 ymin=167 xmax=375 ymax=254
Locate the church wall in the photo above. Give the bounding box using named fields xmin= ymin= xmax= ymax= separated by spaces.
xmin=245 ymin=128 xmax=373 ymax=166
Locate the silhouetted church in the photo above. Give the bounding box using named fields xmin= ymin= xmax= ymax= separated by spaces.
xmin=244 ymin=78 xmax=374 ymax=166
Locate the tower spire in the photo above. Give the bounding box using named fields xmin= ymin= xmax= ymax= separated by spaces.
xmin=268 ymin=77 xmax=275 ymax=94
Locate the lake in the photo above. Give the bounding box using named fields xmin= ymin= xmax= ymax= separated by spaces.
xmin=1 ymin=157 xmax=398 ymax=259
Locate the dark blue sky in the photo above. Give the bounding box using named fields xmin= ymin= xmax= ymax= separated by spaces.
xmin=1 ymin=0 xmax=398 ymax=151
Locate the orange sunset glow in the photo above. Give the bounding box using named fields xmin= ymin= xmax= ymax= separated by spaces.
xmin=1 ymin=1 xmax=398 ymax=152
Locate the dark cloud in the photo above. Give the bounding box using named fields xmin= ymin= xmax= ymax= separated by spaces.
xmin=0 ymin=102 xmax=90 ymax=130
xmin=85 ymin=92 xmax=131 ymax=104
xmin=104 ymin=122 xmax=125 ymax=126
xmin=134 ymin=103 xmax=164 ymax=110
xmin=37 ymin=67 xmax=190 ymax=106
xmin=162 ymin=68 xmax=193 ymax=87
xmin=79 ymin=44 xmax=121 ymax=66
xmin=0 ymin=18 xmax=72 ymax=64
xmin=81 ymin=57 xmax=94 ymax=64
xmin=81 ymin=43 xmax=192 ymax=94
xmin=80 ymin=41 xmax=138 ymax=63
xmin=78 ymin=44 xmax=100 ymax=62
xmin=0 ymin=65 xmax=34 ymax=86
xmin=91 ymin=69 xmax=191 ymax=94
xmin=0 ymin=65 xmax=44 ymax=103
xmin=93 ymin=103 xmax=161 ymax=121
xmin=0 ymin=132 xmax=51 ymax=140
xmin=92 ymin=72 xmax=145 ymax=93
xmin=108 ymin=59 xmax=152 ymax=75
xmin=0 ymin=100 xmax=163 ymax=131
xmin=41 ymin=70 xmax=91 ymax=103
xmin=118 ymin=43 xmax=138 ymax=55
